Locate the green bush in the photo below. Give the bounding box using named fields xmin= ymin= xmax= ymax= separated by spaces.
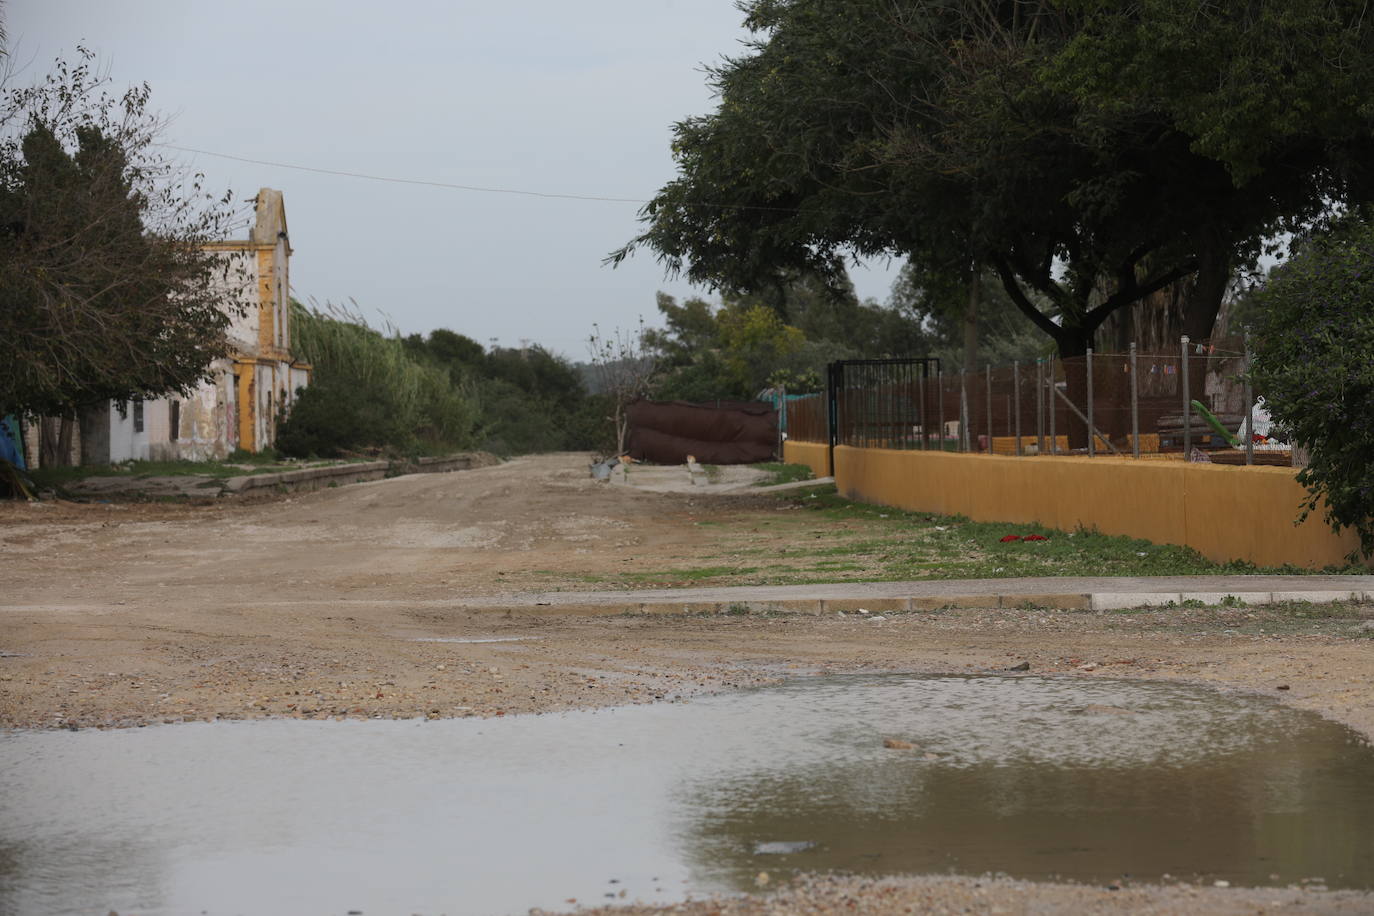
xmin=277 ymin=304 xmax=477 ymax=458
xmin=1250 ymin=217 xmax=1374 ymax=559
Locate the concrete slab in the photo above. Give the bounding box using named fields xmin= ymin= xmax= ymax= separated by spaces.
xmin=822 ymin=597 xmax=910 ymax=614
xmin=1090 ymin=592 xmax=1183 ymax=611
xmin=1269 ymin=590 xmax=1362 ymax=604
xmin=999 ymin=593 xmax=1092 ymax=610
xmin=1180 ymin=592 xmax=1273 ymax=606
xmin=911 ymin=595 xmax=1001 ymax=610
xmin=445 ymin=574 xmax=1373 ymax=618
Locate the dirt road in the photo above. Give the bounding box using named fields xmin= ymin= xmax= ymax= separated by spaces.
xmin=2 ymin=452 xmax=1370 ymax=734
xmin=3 ymin=453 xmax=1373 ymax=913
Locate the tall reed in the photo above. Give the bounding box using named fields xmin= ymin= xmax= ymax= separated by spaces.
xmin=280 ymin=302 xmax=476 ymax=456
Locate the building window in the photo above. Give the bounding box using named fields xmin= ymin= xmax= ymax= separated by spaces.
xmin=133 ymin=399 xmax=144 ymax=433
xmin=169 ymin=401 xmax=180 ymax=441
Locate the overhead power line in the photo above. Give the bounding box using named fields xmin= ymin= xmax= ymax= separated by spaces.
xmin=156 ymin=143 xmax=648 ymax=204
xmin=154 ymin=143 xmax=831 ymax=215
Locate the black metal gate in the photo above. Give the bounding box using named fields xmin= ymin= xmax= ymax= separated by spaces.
xmin=826 ymin=358 xmax=941 ymax=451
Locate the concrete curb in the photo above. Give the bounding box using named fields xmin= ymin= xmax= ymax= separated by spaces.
xmin=220 ymin=453 xmax=498 ymax=496
xmin=223 ymin=460 xmax=390 ymax=494
xmin=457 ymin=587 xmax=1373 ymax=617
xmin=63 ymin=453 xmax=496 ymax=500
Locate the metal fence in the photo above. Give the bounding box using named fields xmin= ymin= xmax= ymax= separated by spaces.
xmin=828 ymin=358 xmax=942 ymax=450
xmin=788 ymin=338 xmax=1281 ymax=466
xmin=782 ymin=393 xmax=828 ymax=444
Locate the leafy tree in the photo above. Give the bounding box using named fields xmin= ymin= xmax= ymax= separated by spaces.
xmin=403 ymin=329 xmax=599 ymax=455
xmin=647 ymin=265 xmax=935 ymax=401
xmin=277 ymin=303 xmax=477 ymax=458
xmin=649 ymin=293 xmax=828 ymax=400
xmin=887 ymin=263 xmax=1046 ymax=370
xmin=1248 ymin=217 xmax=1374 ymax=560
xmin=0 ymin=49 xmax=239 ymax=424
xmin=613 ymin=0 xmax=1374 ymax=442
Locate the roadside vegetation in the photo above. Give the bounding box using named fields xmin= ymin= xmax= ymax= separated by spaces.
xmin=275 ymin=304 xmax=614 ymax=461
xmin=1248 ymin=214 xmax=1374 ymax=560
xmin=564 ymin=484 xmax=1360 ymax=590
xmin=275 ymin=304 xmax=477 ymax=459
xmin=23 ymin=450 xmax=351 ymax=491
xmin=750 ymin=462 xmax=816 ymax=486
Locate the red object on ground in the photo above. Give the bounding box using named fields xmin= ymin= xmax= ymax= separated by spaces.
xmin=999 ymin=535 xmax=1022 ymax=542
xmin=1023 ymin=534 xmax=1048 ymax=541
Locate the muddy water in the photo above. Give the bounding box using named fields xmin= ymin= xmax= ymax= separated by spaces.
xmin=2 ymin=675 xmax=1372 ymax=916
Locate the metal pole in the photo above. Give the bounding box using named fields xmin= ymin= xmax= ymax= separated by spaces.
xmin=1052 ymin=382 xmax=1122 ymax=455
xmin=1012 ymin=361 xmax=1022 ymax=456
xmin=1048 ymin=357 xmax=1056 ymax=455
xmin=960 ymin=370 xmax=970 ymax=452
xmin=917 ymin=369 xmax=926 ymax=450
xmin=779 ymin=388 xmax=788 ymax=457
xmin=1244 ymin=338 xmax=1254 ymax=466
xmin=1086 ymin=348 xmax=1096 ymax=458
xmin=1036 ymin=359 xmax=1045 ymax=454
xmin=1129 ymin=343 xmax=1140 ymax=459
xmin=937 ymin=366 xmax=946 ymax=452
xmin=1181 ymin=335 xmax=1191 ymax=458
xmin=985 ymin=364 xmax=993 ymax=454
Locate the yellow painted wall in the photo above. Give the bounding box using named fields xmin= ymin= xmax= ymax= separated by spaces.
xmin=783 ymin=440 xmax=832 ymax=478
xmin=235 ymin=360 xmax=255 ymax=452
xmin=833 ymin=446 xmax=1363 ymax=569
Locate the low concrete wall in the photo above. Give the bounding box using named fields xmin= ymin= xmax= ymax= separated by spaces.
xmin=783 ymin=440 xmax=832 ymax=478
xmin=834 ymin=447 xmax=1363 ymax=569
xmin=223 ymin=460 xmax=390 ymax=494
xmin=223 ymin=452 xmax=499 ymax=495
xmin=411 ymin=453 xmax=500 ymax=474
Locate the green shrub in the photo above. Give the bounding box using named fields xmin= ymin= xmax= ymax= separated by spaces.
xmin=1250 ymin=217 xmax=1374 ymax=559
xmin=277 ymin=304 xmax=477 ymax=458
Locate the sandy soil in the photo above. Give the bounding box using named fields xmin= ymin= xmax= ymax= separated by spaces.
xmin=576 ymin=873 xmax=1374 ymax=915
xmin=3 ymin=452 xmax=1372 ymax=913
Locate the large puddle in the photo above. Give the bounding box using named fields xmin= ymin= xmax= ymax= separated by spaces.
xmin=3 ymin=675 xmax=1373 ymax=915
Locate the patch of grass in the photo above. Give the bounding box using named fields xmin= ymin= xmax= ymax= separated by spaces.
xmin=602 ymin=483 xmax=1358 ymax=588
xmin=769 ymin=485 xmax=1361 ymax=579
xmin=27 ymin=454 xmax=374 ymax=491
xmin=1268 ymin=599 xmax=1367 ymax=619
xmin=750 ymin=462 xmax=816 ymax=486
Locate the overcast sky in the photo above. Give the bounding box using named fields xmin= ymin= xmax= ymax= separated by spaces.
xmin=7 ymin=0 xmax=904 ymax=358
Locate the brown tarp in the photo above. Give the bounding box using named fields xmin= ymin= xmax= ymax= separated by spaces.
xmin=625 ymin=399 xmax=778 ymax=465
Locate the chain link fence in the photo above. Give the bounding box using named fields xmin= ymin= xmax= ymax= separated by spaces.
xmin=786 ymin=338 xmax=1286 ymax=466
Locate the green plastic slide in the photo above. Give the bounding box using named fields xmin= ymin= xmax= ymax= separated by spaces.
xmin=1190 ymin=399 xmax=1241 ymax=448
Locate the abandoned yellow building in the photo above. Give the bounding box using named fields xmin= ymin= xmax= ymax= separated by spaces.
xmin=37 ymin=188 xmax=311 ymax=466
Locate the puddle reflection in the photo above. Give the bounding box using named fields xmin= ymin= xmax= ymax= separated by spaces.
xmin=1 ymin=675 xmax=1371 ymax=916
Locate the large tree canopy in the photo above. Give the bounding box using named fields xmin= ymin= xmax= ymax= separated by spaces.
xmin=1249 ymin=215 xmax=1374 ymax=559
xmin=614 ymin=0 xmax=1374 ymax=358
xmin=0 ymin=49 xmax=239 ymax=418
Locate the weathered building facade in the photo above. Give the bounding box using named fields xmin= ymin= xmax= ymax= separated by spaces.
xmin=57 ymin=188 xmax=310 ymax=466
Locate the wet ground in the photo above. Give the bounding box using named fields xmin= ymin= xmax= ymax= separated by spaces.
xmin=3 ymin=674 xmax=1372 ymax=916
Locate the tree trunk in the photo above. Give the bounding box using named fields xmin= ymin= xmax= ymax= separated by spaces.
xmin=57 ymin=417 xmax=74 ymax=467
xmin=38 ymin=416 xmax=77 ymax=468
xmin=1056 ymin=331 xmax=1093 ymax=451
xmin=1182 ymin=232 xmax=1231 ymax=344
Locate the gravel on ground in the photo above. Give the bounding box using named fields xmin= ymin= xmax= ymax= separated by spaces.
xmin=3 ymin=453 xmax=1371 ymax=914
